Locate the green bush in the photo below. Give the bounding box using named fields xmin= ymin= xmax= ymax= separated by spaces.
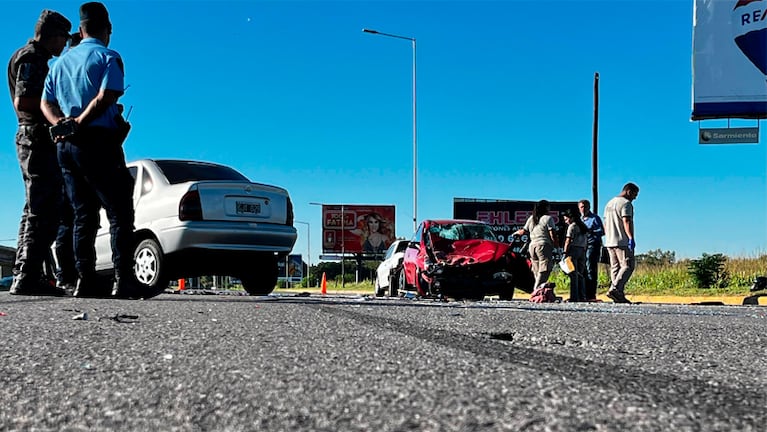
xmin=687 ymin=253 xmax=729 ymax=289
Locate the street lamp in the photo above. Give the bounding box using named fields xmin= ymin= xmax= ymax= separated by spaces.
xmin=295 ymin=220 xmax=311 ymax=286
xmin=363 ymin=28 xmax=418 ymax=233
xmin=309 ymin=202 xmax=345 ymax=288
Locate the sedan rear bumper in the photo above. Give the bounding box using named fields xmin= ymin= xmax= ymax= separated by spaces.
xmin=158 ymin=220 xmax=297 ymax=254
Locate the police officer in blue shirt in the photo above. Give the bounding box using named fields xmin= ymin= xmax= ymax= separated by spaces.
xmin=7 ymin=10 xmax=74 ymax=296
xmin=578 ymin=199 xmax=604 ymax=301
xmin=41 ymin=2 xmax=136 ymax=298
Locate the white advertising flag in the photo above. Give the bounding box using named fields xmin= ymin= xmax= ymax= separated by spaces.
xmin=693 ymin=0 xmax=767 ymax=119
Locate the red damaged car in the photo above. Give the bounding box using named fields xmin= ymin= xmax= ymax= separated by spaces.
xmin=398 ymin=219 xmax=534 ymax=300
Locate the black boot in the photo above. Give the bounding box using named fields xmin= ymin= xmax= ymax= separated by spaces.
xmin=9 ymin=276 xmax=23 ymax=295
xmin=73 ymin=273 xmax=104 ymax=298
xmin=112 ymin=271 xmax=137 ymax=299
xmin=10 ymin=273 xmax=66 ymax=296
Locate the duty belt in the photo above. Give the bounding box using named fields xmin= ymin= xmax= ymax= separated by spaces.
xmin=18 ymin=123 xmax=51 ymax=129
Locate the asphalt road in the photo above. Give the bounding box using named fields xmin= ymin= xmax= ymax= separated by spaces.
xmin=1 ymin=292 xmax=766 ymax=431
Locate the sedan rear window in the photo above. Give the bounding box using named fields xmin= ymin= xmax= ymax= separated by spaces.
xmin=155 ymin=160 xmax=250 ymax=184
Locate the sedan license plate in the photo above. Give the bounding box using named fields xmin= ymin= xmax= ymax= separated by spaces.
xmin=236 ymin=201 xmax=261 ymax=215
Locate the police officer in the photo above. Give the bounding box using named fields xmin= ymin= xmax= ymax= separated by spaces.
xmin=41 ymin=2 xmax=136 ymax=298
xmin=7 ymin=10 xmax=74 ymax=296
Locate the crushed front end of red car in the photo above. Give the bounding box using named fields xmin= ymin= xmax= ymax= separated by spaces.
xmin=402 ymin=219 xmax=534 ymax=300
xmin=424 ymin=239 xmax=516 ymax=299
xmin=421 ymin=225 xmax=521 ymax=299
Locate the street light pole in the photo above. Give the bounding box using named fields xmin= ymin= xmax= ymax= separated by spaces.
xmin=295 ymin=220 xmax=311 ymax=286
xmin=341 ymin=204 xmax=345 ymax=289
xmin=363 ymin=28 xmax=418 ymax=232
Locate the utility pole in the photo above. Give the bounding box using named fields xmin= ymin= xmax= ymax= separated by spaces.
xmin=592 ymin=72 xmax=600 ymax=211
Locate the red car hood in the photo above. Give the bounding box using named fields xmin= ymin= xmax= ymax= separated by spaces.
xmin=433 ymin=238 xmax=511 ymax=266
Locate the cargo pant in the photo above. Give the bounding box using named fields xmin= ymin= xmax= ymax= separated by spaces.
xmin=13 ymin=124 xmax=75 ymax=285
xmin=607 ymin=246 xmax=635 ymax=294
xmin=529 ymin=242 xmax=553 ymax=289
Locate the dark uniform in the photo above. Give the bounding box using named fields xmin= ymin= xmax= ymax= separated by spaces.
xmin=6 ymin=11 xmax=75 ymax=295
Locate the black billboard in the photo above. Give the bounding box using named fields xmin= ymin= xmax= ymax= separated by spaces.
xmin=453 ymin=198 xmax=580 ymax=246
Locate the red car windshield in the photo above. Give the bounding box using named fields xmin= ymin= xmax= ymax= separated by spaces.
xmin=427 ymin=222 xmax=497 ymax=242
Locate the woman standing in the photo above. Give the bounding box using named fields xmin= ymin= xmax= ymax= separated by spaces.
xmin=514 ymin=200 xmax=559 ymax=289
xmin=562 ymin=208 xmax=588 ymax=302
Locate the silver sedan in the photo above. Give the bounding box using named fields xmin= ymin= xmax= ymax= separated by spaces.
xmin=93 ymin=159 xmax=298 ymax=295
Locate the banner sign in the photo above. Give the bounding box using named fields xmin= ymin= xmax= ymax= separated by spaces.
xmin=453 ymin=198 xmax=579 ymax=253
xmin=692 ymin=0 xmax=767 ymax=119
xmin=699 ymin=127 xmax=760 ymax=143
xmin=319 ymin=204 xmax=395 ymax=255
xmin=278 ymin=254 xmax=303 ymax=281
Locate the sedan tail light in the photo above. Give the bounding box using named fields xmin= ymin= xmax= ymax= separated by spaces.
xmin=179 ymin=189 xmax=202 ymax=221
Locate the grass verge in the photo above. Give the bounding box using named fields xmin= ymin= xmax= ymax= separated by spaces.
xmin=277 ymin=257 xmax=766 ymax=298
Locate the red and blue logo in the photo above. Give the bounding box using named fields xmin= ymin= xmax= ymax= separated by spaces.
xmin=733 ymin=0 xmax=767 ymax=74
xmin=734 ymin=0 xmax=761 ymax=9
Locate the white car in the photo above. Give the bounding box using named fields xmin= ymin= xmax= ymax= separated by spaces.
xmin=374 ymin=239 xmax=408 ymax=297
xmin=93 ymin=159 xmax=298 ymax=295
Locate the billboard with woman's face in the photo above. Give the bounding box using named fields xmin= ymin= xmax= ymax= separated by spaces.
xmin=319 ymin=205 xmax=395 ymax=255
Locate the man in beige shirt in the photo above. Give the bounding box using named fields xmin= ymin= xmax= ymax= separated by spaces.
xmin=603 ymin=182 xmax=639 ymax=304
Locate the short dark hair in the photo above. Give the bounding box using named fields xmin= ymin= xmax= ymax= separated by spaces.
xmin=80 ymin=2 xmax=110 ymax=35
xmin=622 ymin=182 xmax=639 ymax=194
xmin=34 ymin=10 xmax=72 ymax=39
xmin=561 ymin=208 xmax=578 ymax=219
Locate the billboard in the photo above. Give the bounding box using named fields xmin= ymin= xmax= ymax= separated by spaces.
xmin=453 ymin=198 xmax=579 ymax=249
xmin=319 ymin=205 xmax=396 ymax=255
xmin=277 ymin=254 xmax=303 ymax=282
xmin=692 ymin=0 xmax=767 ymax=119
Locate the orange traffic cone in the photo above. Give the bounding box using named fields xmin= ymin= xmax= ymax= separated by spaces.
xmin=320 ymin=272 xmax=327 ymax=295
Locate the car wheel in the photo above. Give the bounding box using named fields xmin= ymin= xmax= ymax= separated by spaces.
xmin=240 ymin=255 xmax=279 ymax=295
xmin=398 ymin=269 xmax=411 ymax=293
xmin=467 ymin=292 xmax=486 ymax=301
xmin=388 ymin=267 xmax=401 ymax=297
xmin=415 ymin=270 xmax=431 ymax=297
xmin=133 ymin=238 xmax=169 ymax=291
xmin=374 ymin=280 xmax=385 ymax=297
xmin=499 ymin=288 xmax=514 ymax=301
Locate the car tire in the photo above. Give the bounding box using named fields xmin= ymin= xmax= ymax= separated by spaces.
xmin=240 ymin=255 xmax=279 ymax=296
xmin=388 ymin=267 xmax=401 ymax=297
xmin=499 ymin=288 xmax=514 ymax=301
xmin=374 ymin=280 xmax=385 ymax=297
xmin=415 ymin=270 xmax=431 ymax=297
xmin=133 ymin=238 xmax=169 ymax=291
xmin=398 ymin=269 xmax=411 ymax=293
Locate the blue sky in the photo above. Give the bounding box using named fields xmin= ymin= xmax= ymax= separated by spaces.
xmin=1 ymin=0 xmax=765 ymax=263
